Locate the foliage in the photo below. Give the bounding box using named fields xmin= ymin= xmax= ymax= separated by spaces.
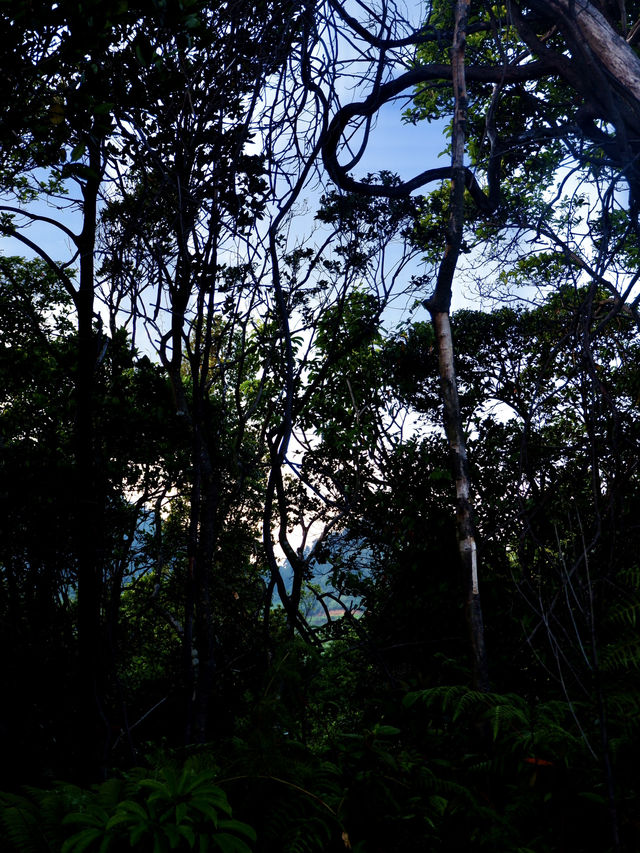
xmin=0 ymin=767 xmax=255 ymax=853
xmin=3 ymin=0 xmax=640 ymax=850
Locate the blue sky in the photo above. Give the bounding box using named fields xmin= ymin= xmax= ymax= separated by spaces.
xmin=0 ymin=97 xmax=454 ymax=325
xmin=350 ymin=99 xmax=447 ymax=179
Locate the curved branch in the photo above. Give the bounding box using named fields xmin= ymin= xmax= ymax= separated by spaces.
xmin=322 ymin=61 xmax=552 ymax=207
xmin=327 ymin=0 xmax=495 ymax=50
xmin=0 ymin=205 xmax=79 ymax=243
xmin=0 ymin=226 xmax=78 ymax=300
xmin=327 ymin=0 xmax=440 ymax=49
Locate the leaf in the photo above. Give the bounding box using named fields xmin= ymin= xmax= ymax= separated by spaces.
xmin=429 ymin=468 xmax=451 ymax=481
xmin=371 ymin=724 xmax=401 ymax=737
xmin=210 ymin=832 xmax=254 ymax=853
xmin=189 ymin=801 xmax=220 ymax=826
xmin=63 ymin=809 xmax=109 ymax=828
xmin=61 ymin=828 xmax=104 ymax=853
xmin=578 ymin=792 xmax=607 ymax=805
xmin=174 ymin=802 xmax=188 ymax=825
xmin=152 ymin=835 xmax=169 ymax=853
xmin=129 ymin=822 xmax=149 ymax=846
xmin=49 ymin=102 xmax=65 ymax=125
xmin=218 ymin=819 xmax=257 ymax=842
xmin=93 ymin=102 xmax=114 ymax=116
xmin=177 ymin=824 xmax=196 ymax=847
xmin=161 ymin=823 xmax=181 ymax=847
xmin=105 ymin=812 xmax=132 ymax=831
xmin=114 ymin=799 xmax=149 ymax=821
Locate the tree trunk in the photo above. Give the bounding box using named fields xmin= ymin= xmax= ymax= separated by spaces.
xmin=191 ymin=436 xmax=219 ymax=744
xmin=74 ymin=136 xmax=109 ymax=779
xmin=424 ymin=0 xmax=489 ymax=691
xmin=539 ymin=0 xmax=640 ymax=106
xmin=516 ymin=0 xmax=640 ymax=197
xmin=429 ymin=310 xmax=490 ymax=691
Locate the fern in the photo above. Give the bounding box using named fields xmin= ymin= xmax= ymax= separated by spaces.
xmin=0 ymin=790 xmax=51 ymax=853
xmin=252 ymin=775 xmax=339 ymax=853
xmin=218 ymin=730 xmax=345 ymax=850
xmin=0 ymin=783 xmax=87 ymax=853
xmin=601 ymin=636 xmax=640 ymax=671
xmin=601 ymin=567 xmax=640 ymax=672
xmin=403 ymin=685 xmax=531 ymax=737
xmin=608 ymin=597 xmax=640 ymax=628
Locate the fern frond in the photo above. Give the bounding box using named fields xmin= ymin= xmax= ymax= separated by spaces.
xmin=404 ymin=684 xmax=529 ymax=734
xmin=0 ymin=785 xmax=83 ymax=853
xmin=0 ymin=792 xmax=44 ymax=853
xmin=608 ymin=597 xmax=640 ymax=628
xmin=601 ymin=637 xmax=640 ymax=671
xmin=487 ymin=700 xmax=529 ymax=740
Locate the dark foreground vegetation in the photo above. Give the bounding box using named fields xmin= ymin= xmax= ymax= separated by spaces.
xmin=2 ymin=0 xmax=640 ymax=850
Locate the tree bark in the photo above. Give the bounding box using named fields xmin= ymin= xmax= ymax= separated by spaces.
xmin=538 ymin=0 xmax=640 ymax=108
xmin=425 ymin=0 xmax=490 ymax=691
xmin=515 ymin=0 xmax=640 ymax=198
xmin=429 ymin=310 xmax=490 ymax=692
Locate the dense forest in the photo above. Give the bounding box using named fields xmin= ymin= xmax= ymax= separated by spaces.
xmin=1 ymin=0 xmax=640 ymax=850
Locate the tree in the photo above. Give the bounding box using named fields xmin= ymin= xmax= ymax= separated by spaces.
xmin=378 ymin=294 xmax=640 ymax=849
xmin=317 ymin=0 xmax=640 ymax=694
xmin=0 ymin=0 xmax=312 ymax=754
xmin=0 ymin=0 xmax=201 ymax=777
xmin=92 ymin=0 xmax=316 ymax=743
xmin=5 ymin=1 xmax=640 ymax=847
xmin=0 ymin=255 xmax=177 ymax=783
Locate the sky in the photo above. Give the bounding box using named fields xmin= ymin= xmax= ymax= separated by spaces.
xmin=350 ymin=100 xmax=447 ymax=179
xmin=0 ymin=93 xmax=448 ymax=251
xmin=0 ymin=85 xmax=458 ymax=341
xmin=1 ymin=192 xmax=83 ymax=265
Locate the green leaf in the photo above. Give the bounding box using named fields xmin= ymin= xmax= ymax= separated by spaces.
xmin=177 ymin=824 xmax=196 ymax=847
xmin=218 ymin=819 xmax=257 ymax=842
xmin=210 ymin=832 xmax=254 ymax=853
xmin=63 ymin=809 xmax=109 ymax=828
xmin=129 ymin=823 xmax=149 ymax=846
xmin=189 ymin=801 xmax=220 ymax=826
xmin=162 ymin=823 xmax=181 ymax=847
xmin=371 ymin=724 xmax=401 ymax=737
xmin=70 ymin=143 xmax=85 ymax=161
xmin=115 ymin=800 xmax=149 ymax=820
xmin=61 ymin=828 xmax=104 ymax=853
xmin=174 ymin=802 xmax=188 ymax=825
